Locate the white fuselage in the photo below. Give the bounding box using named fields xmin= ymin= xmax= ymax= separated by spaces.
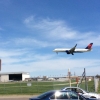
xmin=53 ymin=48 xmax=91 ymax=53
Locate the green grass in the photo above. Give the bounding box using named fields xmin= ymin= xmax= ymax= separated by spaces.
xmin=79 ymin=81 xmax=95 ymax=92
xmin=0 ymin=80 xmax=98 ymax=95
xmin=98 ymin=81 xmax=100 ymax=93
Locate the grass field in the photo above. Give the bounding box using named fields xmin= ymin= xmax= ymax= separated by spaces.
xmin=0 ymin=80 xmax=97 ymax=95
xmin=98 ymin=81 xmax=100 ymax=93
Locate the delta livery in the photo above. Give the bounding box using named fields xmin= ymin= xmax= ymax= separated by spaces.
xmin=53 ymin=43 xmax=93 ymax=55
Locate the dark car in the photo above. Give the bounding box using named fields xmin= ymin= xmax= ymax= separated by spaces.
xmin=29 ymin=90 xmax=98 ymax=100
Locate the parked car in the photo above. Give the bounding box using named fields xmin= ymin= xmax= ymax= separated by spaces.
xmin=29 ymin=90 xmax=99 ymax=100
xmin=61 ymin=87 xmax=100 ymax=99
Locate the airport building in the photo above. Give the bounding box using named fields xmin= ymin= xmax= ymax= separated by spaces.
xmin=0 ymin=72 xmax=30 ymax=82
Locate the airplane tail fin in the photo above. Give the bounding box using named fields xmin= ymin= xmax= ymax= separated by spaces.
xmin=85 ymin=43 xmax=93 ymax=49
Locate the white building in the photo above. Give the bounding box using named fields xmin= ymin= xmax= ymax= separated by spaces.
xmin=0 ymin=72 xmax=30 ymax=82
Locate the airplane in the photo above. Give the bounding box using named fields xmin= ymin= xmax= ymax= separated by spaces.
xmin=53 ymin=43 xmax=93 ymax=55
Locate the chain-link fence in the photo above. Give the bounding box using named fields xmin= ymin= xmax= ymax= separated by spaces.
xmin=0 ymin=77 xmax=98 ymax=95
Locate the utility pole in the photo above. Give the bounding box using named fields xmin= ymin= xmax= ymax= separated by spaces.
xmin=84 ymin=68 xmax=88 ymax=91
xmin=78 ymin=68 xmax=88 ymax=91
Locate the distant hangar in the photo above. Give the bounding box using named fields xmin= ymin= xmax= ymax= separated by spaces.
xmin=0 ymin=72 xmax=30 ymax=82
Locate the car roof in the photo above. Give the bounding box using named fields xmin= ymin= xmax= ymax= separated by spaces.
xmin=64 ymin=87 xmax=80 ymax=88
xmin=61 ymin=87 xmax=87 ymax=93
xmin=62 ymin=87 xmax=85 ymax=90
xmin=46 ymin=90 xmax=76 ymax=93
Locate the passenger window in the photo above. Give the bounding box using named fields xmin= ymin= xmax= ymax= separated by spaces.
xmin=50 ymin=92 xmax=69 ymax=99
xmin=77 ymin=89 xmax=83 ymax=93
xmin=68 ymin=91 xmax=78 ymax=99
xmin=71 ymin=88 xmax=77 ymax=92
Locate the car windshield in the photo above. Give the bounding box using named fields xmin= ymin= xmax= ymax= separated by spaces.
xmin=37 ymin=91 xmax=54 ymax=99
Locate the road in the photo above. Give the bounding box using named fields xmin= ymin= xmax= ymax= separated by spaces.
xmin=0 ymin=95 xmax=33 ymax=100
xmin=0 ymin=97 xmax=29 ymax=100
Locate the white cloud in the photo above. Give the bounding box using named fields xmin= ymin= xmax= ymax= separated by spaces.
xmin=23 ymin=16 xmax=100 ymax=48
xmin=0 ymin=49 xmax=27 ymax=58
xmin=0 ymin=48 xmax=55 ymax=65
xmin=77 ymin=35 xmax=100 ymax=46
xmin=23 ymin=58 xmax=100 ymax=76
xmin=24 ymin=16 xmax=78 ymax=40
xmin=1 ymin=52 xmax=100 ymax=76
xmin=14 ymin=38 xmax=49 ymax=47
xmin=12 ymin=37 xmax=67 ymax=48
xmin=0 ymin=49 xmax=32 ymax=65
xmin=0 ymin=16 xmax=97 ymax=50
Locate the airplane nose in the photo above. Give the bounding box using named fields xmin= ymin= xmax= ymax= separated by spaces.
xmin=53 ymin=49 xmax=57 ymax=52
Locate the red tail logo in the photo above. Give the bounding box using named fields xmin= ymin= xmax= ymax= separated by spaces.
xmin=85 ymin=43 xmax=93 ymax=49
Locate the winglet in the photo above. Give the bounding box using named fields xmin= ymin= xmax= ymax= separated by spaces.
xmin=85 ymin=43 xmax=93 ymax=49
xmin=75 ymin=44 xmax=77 ymax=47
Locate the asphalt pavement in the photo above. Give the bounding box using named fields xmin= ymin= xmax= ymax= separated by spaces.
xmin=0 ymin=95 xmax=33 ymax=100
xmin=0 ymin=97 xmax=29 ymax=100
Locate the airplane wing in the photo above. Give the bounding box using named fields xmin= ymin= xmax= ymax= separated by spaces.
xmin=66 ymin=44 xmax=77 ymax=55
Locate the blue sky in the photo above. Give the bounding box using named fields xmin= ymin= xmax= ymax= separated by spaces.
xmin=0 ymin=0 xmax=100 ymax=77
